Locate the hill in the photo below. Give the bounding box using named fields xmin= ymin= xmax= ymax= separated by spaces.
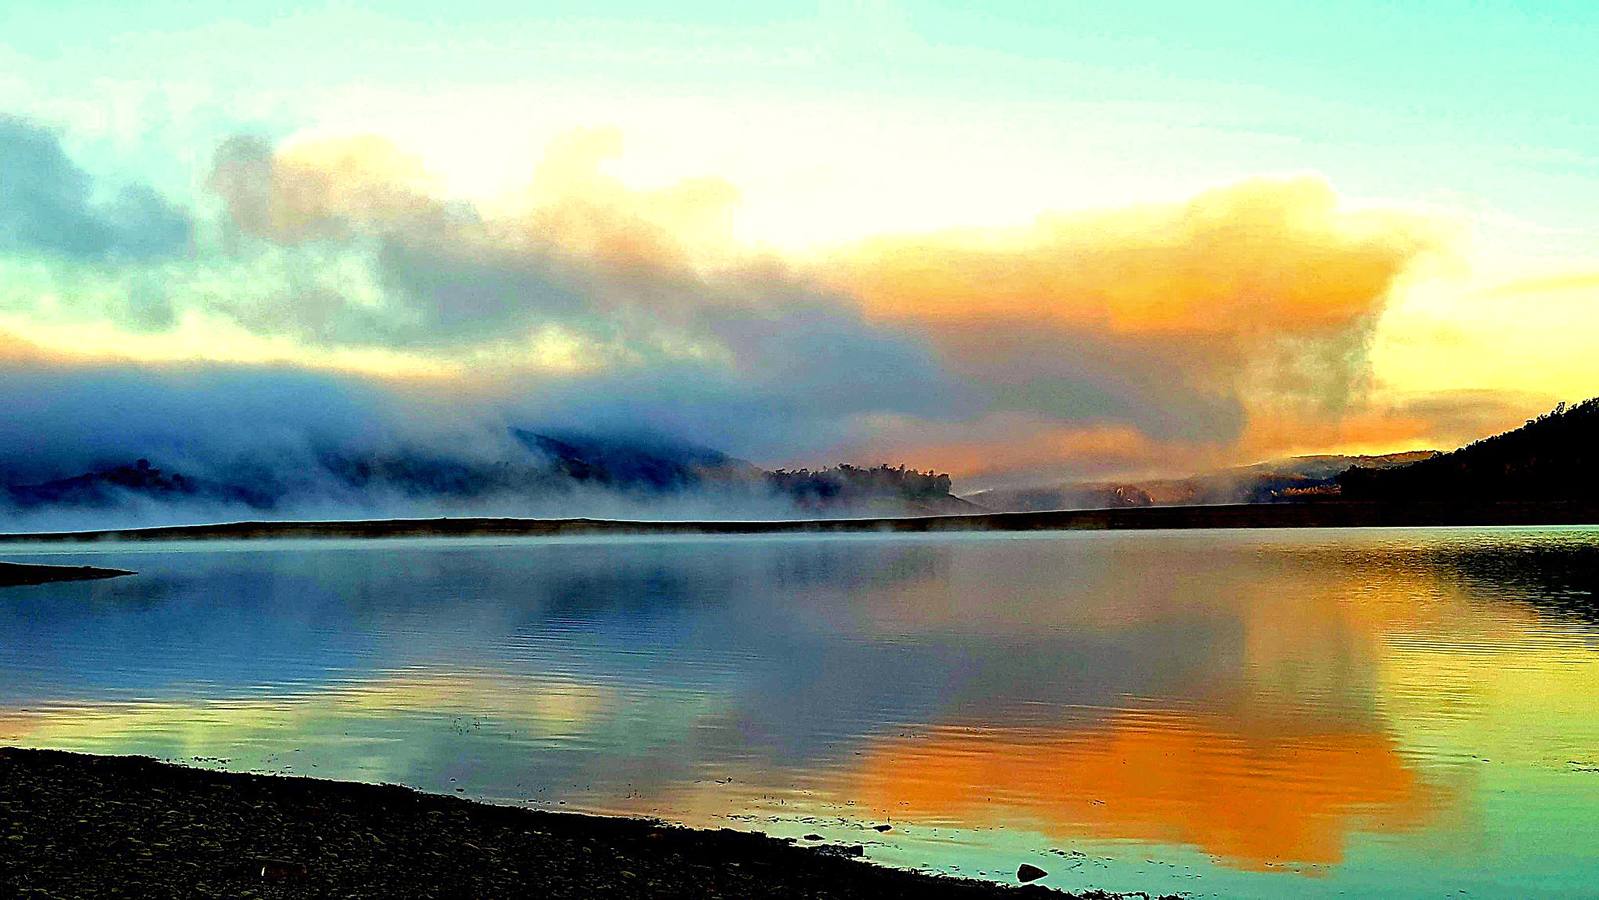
xmin=1338 ymin=399 xmax=1599 ymax=501
xmin=967 ymin=451 xmax=1436 ymax=513
xmin=1 ymin=432 xmax=969 ymax=521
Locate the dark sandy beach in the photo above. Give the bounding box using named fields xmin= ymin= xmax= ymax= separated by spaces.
xmin=0 ymin=562 xmax=134 ymax=586
xmin=0 ymin=748 xmax=1163 ymax=899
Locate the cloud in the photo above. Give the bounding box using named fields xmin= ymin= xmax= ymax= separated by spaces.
xmin=1479 ymin=270 xmax=1599 ymax=300
xmin=840 ymin=178 xmax=1430 ymax=339
xmin=514 ymin=126 xmax=741 ymax=269
xmin=208 ymin=133 xmax=459 ymax=246
xmin=197 ymin=132 xmax=1447 ymax=474
xmin=830 ymin=177 xmax=1438 ymax=457
xmin=1 ymin=121 xmax=1477 ymax=501
xmin=837 ymin=179 xmax=1439 ymax=409
xmin=192 ymin=128 xmax=968 ymax=460
xmin=841 ymin=416 xmax=1176 ymax=483
xmin=488 ymin=307 xmax=965 ymax=461
xmin=0 ymin=115 xmax=192 ymax=260
xmin=203 ymin=129 xmax=749 ymax=345
xmin=1234 ymin=388 xmax=1544 ymax=462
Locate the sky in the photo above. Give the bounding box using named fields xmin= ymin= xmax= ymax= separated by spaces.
xmin=2 ymin=1 xmax=1597 ymax=490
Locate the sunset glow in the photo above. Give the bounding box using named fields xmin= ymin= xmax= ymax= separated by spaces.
xmin=4 ymin=2 xmax=1596 ymax=492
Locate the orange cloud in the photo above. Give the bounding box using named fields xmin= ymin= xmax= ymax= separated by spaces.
xmin=820 ymin=177 xmax=1442 ymax=469
xmin=1235 ymin=390 xmax=1543 ymax=461
xmin=837 ymin=177 xmax=1432 ymax=341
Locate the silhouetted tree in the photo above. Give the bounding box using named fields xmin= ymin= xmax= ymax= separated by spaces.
xmin=765 ymin=464 xmax=955 ymax=508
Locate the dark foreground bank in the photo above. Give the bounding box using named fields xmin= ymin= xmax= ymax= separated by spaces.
xmin=3 ymin=499 xmax=1599 ymax=545
xmin=0 ymin=749 xmax=1159 ymax=900
xmin=0 ymin=561 xmax=134 ymax=586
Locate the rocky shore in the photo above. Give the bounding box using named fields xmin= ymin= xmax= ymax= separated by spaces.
xmin=0 ymin=748 xmax=1162 ymax=899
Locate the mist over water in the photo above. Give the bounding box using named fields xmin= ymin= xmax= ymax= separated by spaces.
xmin=0 ymin=364 xmax=931 ymax=531
xmin=0 ymin=482 xmax=820 ymax=535
xmin=2 ymin=528 xmax=1597 ymax=897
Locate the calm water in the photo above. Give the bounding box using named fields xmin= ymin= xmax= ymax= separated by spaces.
xmin=3 ymin=529 xmax=1599 ymax=897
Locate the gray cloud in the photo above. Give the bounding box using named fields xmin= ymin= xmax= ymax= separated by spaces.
xmin=933 ymin=321 xmax=1248 ymax=443
xmin=373 ymin=236 xmax=597 ymax=346
xmin=0 ymin=115 xmax=192 ymax=261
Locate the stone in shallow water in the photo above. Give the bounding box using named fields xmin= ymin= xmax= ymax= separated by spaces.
xmin=1016 ymin=863 xmax=1047 ymax=883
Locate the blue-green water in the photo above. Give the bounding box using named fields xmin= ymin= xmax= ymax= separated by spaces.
xmin=3 ymin=529 xmax=1598 ymax=897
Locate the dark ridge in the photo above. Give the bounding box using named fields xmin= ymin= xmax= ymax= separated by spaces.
xmin=1339 ymin=398 xmax=1599 ymax=501
xmin=969 ymin=450 xmax=1438 ymax=512
xmin=0 ymin=747 xmax=1150 ymax=899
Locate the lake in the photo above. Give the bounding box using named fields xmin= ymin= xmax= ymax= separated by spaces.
xmin=2 ymin=528 xmax=1597 ymax=897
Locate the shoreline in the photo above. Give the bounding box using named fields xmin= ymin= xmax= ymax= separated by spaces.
xmin=0 ymin=747 xmax=1150 ymax=899
xmin=3 ymin=500 xmax=1599 ymax=544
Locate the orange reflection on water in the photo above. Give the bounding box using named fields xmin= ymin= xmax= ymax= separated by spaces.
xmin=851 ymin=711 xmax=1442 ymax=870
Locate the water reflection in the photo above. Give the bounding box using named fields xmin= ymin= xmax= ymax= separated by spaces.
xmin=851 ymin=714 xmax=1436 ymax=870
xmin=1 ymin=530 xmax=1597 ymax=897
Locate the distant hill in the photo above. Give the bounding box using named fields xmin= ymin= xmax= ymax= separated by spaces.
xmin=4 ymin=459 xmax=277 ymax=510
xmin=1339 ymin=399 xmax=1599 ymax=501
xmin=7 ymin=459 xmax=193 ymax=508
xmin=1 ymin=431 xmax=969 ymax=519
xmin=967 ymin=451 xmax=1437 ymax=513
